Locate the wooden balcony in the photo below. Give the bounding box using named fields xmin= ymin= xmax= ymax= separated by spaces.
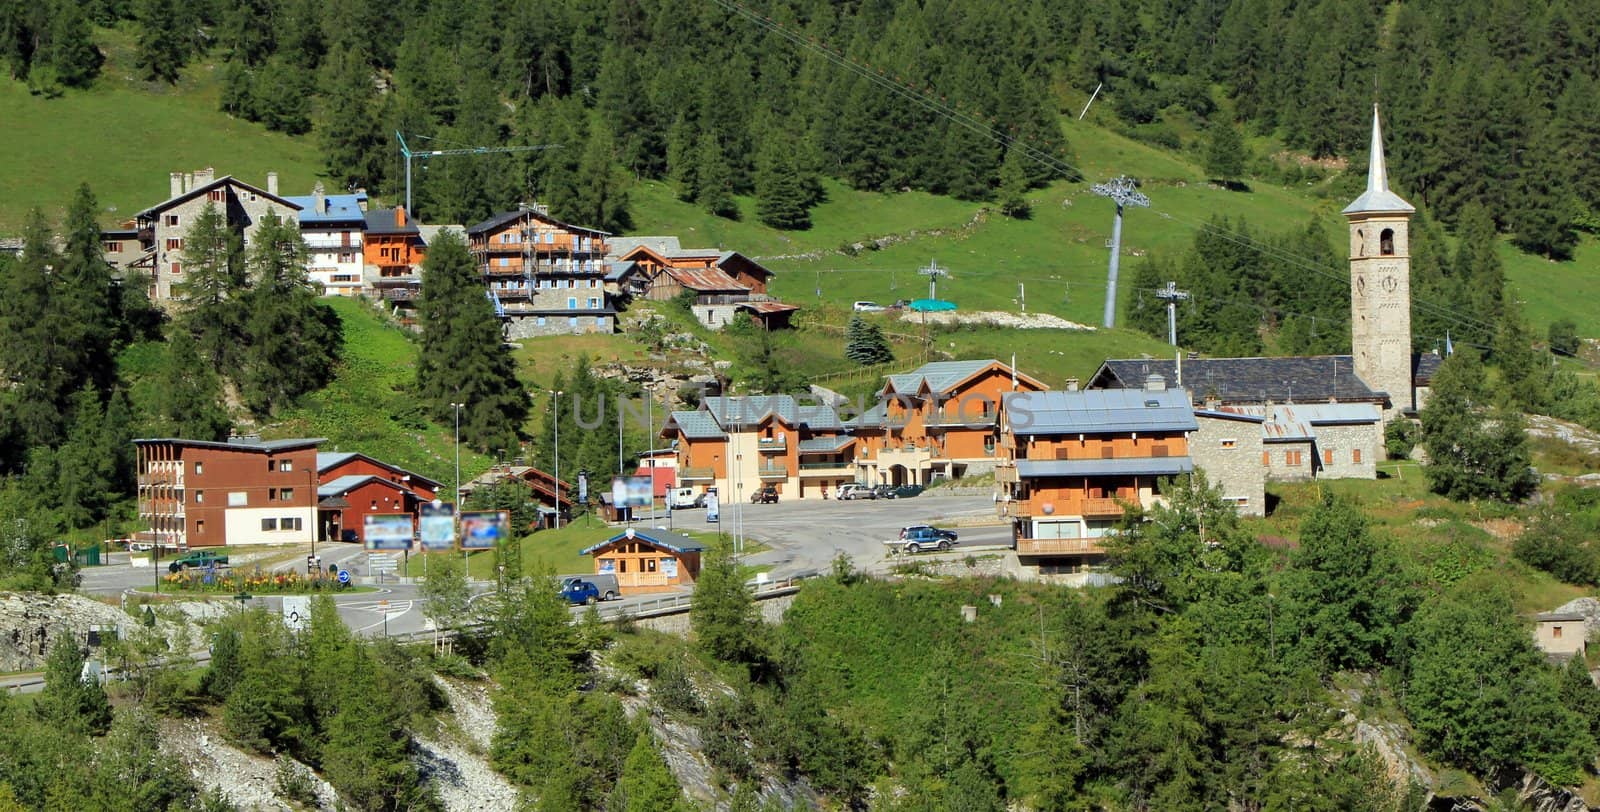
xmin=1016 ymin=537 xmax=1106 ymax=557
xmin=1081 ymin=498 xmax=1127 ymax=518
xmin=994 ymin=465 xmax=1018 ymax=484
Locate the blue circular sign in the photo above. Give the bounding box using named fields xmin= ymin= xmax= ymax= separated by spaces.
xmin=337 ymin=569 xmax=351 ymax=584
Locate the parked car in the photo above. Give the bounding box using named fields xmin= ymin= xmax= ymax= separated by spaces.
xmin=167 ymin=550 xmax=229 ymax=573
xmin=559 ymin=579 xmax=601 ymax=606
xmin=852 ymin=301 xmax=886 ymax=312
xmin=560 ymin=574 xmax=619 ymax=601
xmin=871 ymin=484 xmax=899 ymax=499
xmin=899 ymin=525 xmax=958 ymax=543
xmin=836 ymin=483 xmax=876 ymax=500
xmin=751 ymin=485 xmax=779 ymax=504
xmin=666 ymin=487 xmax=705 ymax=509
xmin=885 ymin=527 xmax=957 ymax=554
xmin=892 ymin=484 xmax=925 ymax=499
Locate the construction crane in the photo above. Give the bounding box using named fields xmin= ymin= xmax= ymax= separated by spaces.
xmin=396 ymin=132 xmax=560 ymax=217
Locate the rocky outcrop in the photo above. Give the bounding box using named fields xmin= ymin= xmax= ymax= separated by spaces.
xmin=1514 ymin=772 xmax=1589 ymax=812
xmin=159 ymin=718 xmax=341 ymax=811
xmin=0 ymin=592 xmax=209 ymax=672
xmin=416 ymin=677 xmax=520 ymax=811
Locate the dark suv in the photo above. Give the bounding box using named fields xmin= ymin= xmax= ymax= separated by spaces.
xmin=167 ymin=550 xmax=230 ymax=573
xmin=900 ymin=525 xmax=958 ymax=543
xmin=751 ymin=486 xmax=779 ymax=504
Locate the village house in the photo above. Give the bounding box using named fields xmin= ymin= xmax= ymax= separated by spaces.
xmin=1533 ymin=612 xmax=1589 ymax=663
xmin=466 ymin=206 xmax=615 ymax=337
xmin=133 ymin=436 xmax=323 ymax=549
xmin=847 ymin=359 xmax=1048 ymax=487
xmin=607 ymin=237 xmax=795 ymax=329
xmin=315 ymin=452 xmax=442 ymax=544
xmin=120 ymin=169 xmax=301 ymax=302
xmin=1189 ymin=405 xmax=1268 ymax=517
xmin=364 ymin=206 xmax=426 ymax=311
xmin=284 ymin=184 xmax=368 ymax=297
xmin=662 ymin=395 xmax=853 ymax=502
xmin=582 ymin=528 xmax=704 ymax=594
xmin=994 ymin=379 xmax=1197 ymax=578
xmin=458 ymin=464 xmax=573 ymax=530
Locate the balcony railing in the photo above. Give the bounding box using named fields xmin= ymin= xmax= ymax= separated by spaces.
xmin=1081 ymin=498 xmax=1127 ymax=518
xmin=1016 ymin=537 xmax=1106 ymax=557
xmin=678 ymin=467 xmax=715 ymax=481
xmin=382 ymin=288 xmax=420 ymax=302
xmin=756 ymin=466 xmax=789 ymax=480
xmin=798 ymin=461 xmax=853 ymax=471
xmin=925 ymin=411 xmax=996 ymax=428
xmin=994 ymin=466 xmax=1018 ymax=484
xmin=756 ymin=440 xmax=787 ymax=452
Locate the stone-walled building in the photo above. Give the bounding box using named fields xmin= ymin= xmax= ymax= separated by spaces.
xmin=123 ymin=169 xmax=301 ymax=302
xmin=1190 ymin=408 xmax=1267 ymax=517
xmin=467 ymin=206 xmax=615 ymax=338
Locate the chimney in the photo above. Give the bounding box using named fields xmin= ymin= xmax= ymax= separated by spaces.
xmin=184 ymin=172 xmax=194 ymax=193
xmin=313 ymin=181 xmax=326 ymax=214
xmin=1144 ymin=373 xmax=1167 ymax=392
xmin=1064 ymin=377 xmax=1080 ymax=392
xmin=193 ymin=167 xmax=214 ymax=186
xmin=395 ymin=206 xmax=407 ymax=227
xmin=169 ymin=172 xmax=183 ymax=198
xmin=266 ymin=171 xmax=279 ymax=196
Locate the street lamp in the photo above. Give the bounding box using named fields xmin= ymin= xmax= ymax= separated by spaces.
xmin=552 ymin=390 xmax=564 ymax=529
xmin=450 ymin=402 xmax=465 ymax=505
xmin=645 ymin=382 xmax=658 ymax=528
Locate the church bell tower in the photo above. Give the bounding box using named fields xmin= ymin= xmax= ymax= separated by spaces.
xmin=1344 ymin=106 xmax=1415 ymax=418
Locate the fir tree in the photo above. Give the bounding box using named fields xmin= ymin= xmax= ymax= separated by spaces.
xmin=1204 ymin=121 xmax=1248 ymax=184
xmin=319 ymin=49 xmax=382 ymax=192
xmin=691 ymin=538 xmax=760 ymax=667
xmin=46 ymin=2 xmax=100 ymax=88
xmin=996 ymin=145 xmax=1032 ymax=219
xmin=35 ymin=640 xmax=111 ymax=735
xmin=570 ymin=115 xmax=631 ymax=233
xmin=237 ymin=210 xmax=341 ymax=414
xmin=156 ymin=327 xmax=231 ymax=442
xmin=175 ymin=202 xmax=248 ymax=369
xmin=252 ymin=57 xmax=313 ymax=135
xmin=415 ymin=230 xmax=526 ymax=455
xmin=616 ymin=729 xmax=689 ymax=812
xmin=695 ymin=132 xmax=738 ymax=219
xmin=218 ymin=59 xmax=253 ymax=119
xmin=1280 ymin=493 xmax=1408 ymax=670
xmin=52 ymin=387 xmax=119 ymax=528
xmin=0 ymin=211 xmax=70 ymax=459
xmin=134 ymin=0 xmax=184 ymax=83
xmin=844 ymin=315 xmax=893 ymax=365
xmin=754 ymin=128 xmax=811 ymax=230
xmin=1420 ymin=350 xmax=1538 ymax=502
xmin=1507 ymin=130 xmax=1579 ymax=260
xmin=56 ymin=184 xmax=117 ymax=397
xmin=665 ymin=114 xmax=699 ymax=202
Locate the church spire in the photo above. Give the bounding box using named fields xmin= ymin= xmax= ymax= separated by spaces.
xmin=1342 ymin=105 xmax=1415 ymax=215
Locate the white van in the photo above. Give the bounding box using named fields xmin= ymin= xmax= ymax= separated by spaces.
xmin=853 ymin=301 xmax=885 ymax=312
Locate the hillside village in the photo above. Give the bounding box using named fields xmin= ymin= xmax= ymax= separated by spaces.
xmin=9 ymin=0 xmax=1600 ymax=810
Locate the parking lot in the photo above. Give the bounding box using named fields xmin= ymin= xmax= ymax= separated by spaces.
xmin=683 ymin=491 xmax=1012 ymax=578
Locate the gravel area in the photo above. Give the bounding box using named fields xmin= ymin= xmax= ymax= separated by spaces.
xmin=159 ymin=718 xmax=340 ymax=811
xmin=418 ymin=677 xmax=520 ymax=811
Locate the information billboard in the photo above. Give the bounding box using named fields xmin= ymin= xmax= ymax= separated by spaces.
xmin=459 ymin=510 xmax=510 ymax=550
xmin=419 ymin=502 xmax=455 ymax=551
xmin=363 ymin=514 xmax=414 ymax=551
xmin=612 ymin=475 xmax=653 ymax=509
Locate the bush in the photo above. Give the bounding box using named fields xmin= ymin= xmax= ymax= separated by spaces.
xmin=274 ymin=760 xmax=319 ymax=807
xmin=1384 ymin=420 xmax=1419 ymax=460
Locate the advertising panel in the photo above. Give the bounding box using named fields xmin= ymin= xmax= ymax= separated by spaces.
xmin=419 ymin=502 xmax=455 ymax=551
xmin=363 ymin=514 xmax=414 ymax=551
xmin=611 ymin=475 xmax=653 ymax=509
xmin=661 ymin=558 xmax=679 ymax=578
xmin=705 ymin=488 xmax=720 ymax=523
xmin=459 ymin=510 xmax=510 ymax=550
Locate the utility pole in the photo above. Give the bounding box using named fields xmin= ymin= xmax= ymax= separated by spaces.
xmin=397 ymin=132 xmax=560 ymax=219
xmin=1091 ymin=176 xmax=1150 ymax=329
xmin=919 ymin=259 xmax=948 ymax=300
xmin=1154 ymin=281 xmax=1190 ymax=346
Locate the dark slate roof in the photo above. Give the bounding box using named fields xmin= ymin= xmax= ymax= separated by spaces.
xmin=798 ymin=435 xmax=853 ymax=453
xmin=1002 ymin=389 xmax=1197 ymax=435
xmin=465 ymin=207 xmax=609 ymax=238
xmin=136 ymin=177 xmax=301 ymax=219
xmin=1016 ymin=457 xmax=1195 ymax=478
xmin=667 ymin=410 xmax=726 ymax=440
xmin=1090 ymin=356 xmax=1384 ymax=404
xmin=1413 ymin=352 xmax=1443 ymax=386
xmin=364 ymin=208 xmax=420 ymax=236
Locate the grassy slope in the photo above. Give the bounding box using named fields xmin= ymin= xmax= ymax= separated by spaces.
xmin=0 ymin=24 xmax=323 ymax=231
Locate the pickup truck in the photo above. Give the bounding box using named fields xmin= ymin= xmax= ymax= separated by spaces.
xmin=884 ymin=527 xmax=957 ymax=555
xmin=167 ymin=550 xmax=230 ymax=573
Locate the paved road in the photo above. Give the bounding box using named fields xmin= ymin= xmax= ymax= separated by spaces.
xmin=696 ymin=492 xmax=1011 ymax=578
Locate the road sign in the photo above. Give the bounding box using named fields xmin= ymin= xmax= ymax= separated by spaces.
xmin=367 ymin=554 xmax=399 ymax=573
xmin=282 ymin=596 xmax=311 ymax=631
xmin=337 ymin=569 xmax=350 ymax=585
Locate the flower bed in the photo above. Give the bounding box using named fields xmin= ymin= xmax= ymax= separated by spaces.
xmin=160 ymin=567 xmax=354 ymax=595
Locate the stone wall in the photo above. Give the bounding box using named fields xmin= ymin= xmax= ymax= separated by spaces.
xmin=1312 ymin=421 xmax=1380 ymax=480
xmin=504 ymin=314 xmax=615 ymax=339
xmin=1191 ymin=414 xmax=1266 ymax=516
xmin=632 ymin=591 xmax=797 ymax=636
xmin=690 ymin=304 xmax=742 ymax=330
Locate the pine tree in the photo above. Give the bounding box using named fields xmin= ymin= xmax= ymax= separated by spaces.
xmin=237 ymin=211 xmax=340 ymax=415
xmin=691 ymin=539 xmax=760 ymax=667
xmin=218 ymin=59 xmax=253 ymax=119
xmin=754 ymin=129 xmax=811 ymax=230
xmin=319 ymin=49 xmax=382 ymax=192
xmin=56 ymin=184 xmax=117 ymax=397
xmin=35 ymin=639 xmax=111 ymax=735
xmin=1204 ymin=121 xmax=1248 ymax=185
xmin=666 ymin=114 xmax=699 ymax=203
xmin=1420 ymin=350 xmax=1538 ymax=502
xmin=616 ymin=729 xmax=689 ymax=812
xmin=415 ymin=230 xmax=526 ymax=455
xmin=52 ymin=387 xmax=119 ymax=528
xmin=570 ymin=115 xmax=631 ymax=233
xmin=996 ymin=145 xmax=1032 ymax=219
xmin=0 ymin=211 xmax=71 ymax=458
xmin=176 ymin=202 xmax=248 ymax=368
xmin=46 ymin=2 xmax=100 ymax=88
xmin=156 ymin=327 xmax=231 ymax=442
xmin=844 ymin=315 xmax=893 ymax=365
xmin=1280 ymin=493 xmax=1407 ymax=670
xmin=134 ymin=0 xmax=184 ymax=83
xmin=1507 ymin=130 xmax=1579 ymax=260
xmin=1493 ymin=302 xmax=1547 ymax=412
xmin=252 ymin=57 xmax=313 ymax=135
xmin=1452 ymin=204 xmax=1506 ymax=349
xmin=695 ymin=132 xmax=738 ymax=219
